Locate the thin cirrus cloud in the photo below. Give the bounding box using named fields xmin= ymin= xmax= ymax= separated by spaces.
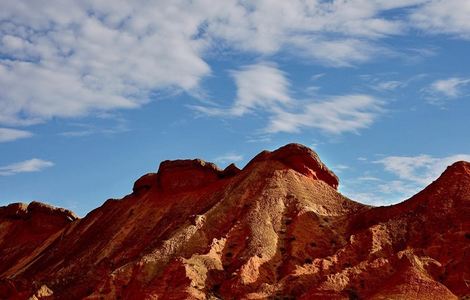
xmin=0 ymin=158 xmax=54 ymax=176
xmin=342 ymin=153 xmax=470 ymax=206
xmin=213 ymin=153 xmax=244 ymax=165
xmin=195 ymin=62 xmax=384 ymax=135
xmin=375 ymin=154 xmax=470 ymax=186
xmin=0 ymin=127 xmax=33 ymax=142
xmin=426 ymin=77 xmax=470 ymax=101
xmin=2 ymin=1 xmax=470 ymax=128
xmin=266 ymin=94 xmax=383 ymax=134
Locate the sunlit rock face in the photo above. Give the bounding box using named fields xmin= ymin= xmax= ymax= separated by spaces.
xmin=0 ymin=144 xmax=468 ymax=299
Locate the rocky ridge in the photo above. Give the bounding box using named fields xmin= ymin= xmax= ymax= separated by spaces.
xmin=0 ymin=143 xmax=468 ymax=299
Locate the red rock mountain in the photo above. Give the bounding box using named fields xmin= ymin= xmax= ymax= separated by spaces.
xmin=0 ymin=144 xmax=469 ymax=299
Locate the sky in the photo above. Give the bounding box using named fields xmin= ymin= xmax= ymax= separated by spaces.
xmin=1 ymin=0 xmax=470 ymax=216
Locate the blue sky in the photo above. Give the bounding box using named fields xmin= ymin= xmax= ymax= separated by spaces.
xmin=1 ymin=0 xmax=470 ymax=216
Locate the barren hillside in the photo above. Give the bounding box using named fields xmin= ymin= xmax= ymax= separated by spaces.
xmin=0 ymin=144 xmax=468 ymax=299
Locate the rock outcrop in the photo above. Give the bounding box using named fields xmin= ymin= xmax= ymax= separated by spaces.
xmin=247 ymin=143 xmax=339 ymax=189
xmin=0 ymin=144 xmax=468 ymax=299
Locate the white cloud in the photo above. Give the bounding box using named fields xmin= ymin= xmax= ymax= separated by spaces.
xmin=427 ymin=77 xmax=470 ymax=99
xmin=376 ymin=180 xmax=421 ymax=197
xmin=375 ymin=80 xmax=404 ymax=91
xmin=332 ymin=164 xmax=350 ymax=174
xmin=1 ymin=1 xmax=470 ymax=127
xmin=193 ymin=63 xmax=292 ymax=117
xmin=267 ymin=94 xmax=383 ymax=134
xmin=0 ymin=127 xmax=33 ymax=142
xmin=345 ymin=179 xmax=419 ymax=205
xmin=357 ymin=176 xmax=381 ymax=181
xmin=410 ymin=0 xmax=470 ymax=39
xmin=214 ymin=153 xmax=243 ymax=165
xmin=59 ymin=116 xmax=129 ymax=137
xmin=205 ymin=0 xmax=408 ymax=65
xmin=372 ymin=154 xmax=470 ymax=202
xmin=0 ymin=158 xmax=54 ymax=176
xmin=342 ymin=152 xmax=470 ymax=206
xmin=1 ymin=0 xmax=455 ymax=127
xmin=196 ymin=63 xmax=383 ymax=135
xmin=375 ymin=154 xmax=470 ymax=186
xmin=0 ymin=0 xmax=212 ymax=125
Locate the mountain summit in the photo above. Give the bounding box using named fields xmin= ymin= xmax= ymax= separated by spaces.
xmin=0 ymin=144 xmax=468 ymax=299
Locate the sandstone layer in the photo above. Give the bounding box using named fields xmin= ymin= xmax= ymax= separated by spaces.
xmin=0 ymin=143 xmax=468 ymax=299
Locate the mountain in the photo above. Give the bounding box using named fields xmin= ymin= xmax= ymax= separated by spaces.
xmin=0 ymin=143 xmax=468 ymax=299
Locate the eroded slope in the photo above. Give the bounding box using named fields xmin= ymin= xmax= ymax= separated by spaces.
xmin=0 ymin=144 xmax=468 ymax=299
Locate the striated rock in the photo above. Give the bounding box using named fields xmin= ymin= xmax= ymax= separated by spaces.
xmin=157 ymin=159 xmax=223 ymax=193
xmin=0 ymin=144 xmax=468 ymax=299
xmin=0 ymin=201 xmax=77 ymax=286
xmin=246 ymin=143 xmax=339 ymax=189
xmin=132 ymin=161 xmax=241 ymax=195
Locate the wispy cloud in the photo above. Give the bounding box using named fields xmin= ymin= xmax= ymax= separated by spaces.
xmin=214 ymin=153 xmax=243 ymax=165
xmin=361 ymin=73 xmax=429 ymax=92
xmin=357 ymin=176 xmax=381 ymax=181
xmin=2 ymin=1 xmax=466 ymax=127
xmin=193 ymin=63 xmax=292 ymax=117
xmin=0 ymin=158 xmax=54 ymax=176
xmin=332 ymin=164 xmax=350 ymax=174
xmin=267 ymin=94 xmax=383 ymax=134
xmin=375 ymin=154 xmax=470 ymax=186
xmin=0 ymin=127 xmax=33 ymax=142
xmin=375 ymin=154 xmax=470 ymax=200
xmin=410 ymin=0 xmax=470 ymax=39
xmin=425 ymin=77 xmax=470 ymax=101
xmin=196 ymin=63 xmax=384 ymax=135
xmin=58 ymin=116 xmax=130 ymax=137
xmin=375 ymin=80 xmax=405 ymax=91
xmin=342 ymin=152 xmax=470 ymax=206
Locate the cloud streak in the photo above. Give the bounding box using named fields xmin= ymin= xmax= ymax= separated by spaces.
xmin=0 ymin=158 xmax=54 ymax=176
xmin=214 ymin=153 xmax=244 ymax=165
xmin=426 ymin=77 xmax=470 ymax=100
xmin=0 ymin=127 xmax=33 ymax=142
xmin=267 ymin=94 xmax=383 ymax=134
xmin=342 ymin=152 xmax=470 ymax=206
xmin=375 ymin=153 xmax=470 ymax=186
xmin=195 ymin=62 xmax=383 ymax=135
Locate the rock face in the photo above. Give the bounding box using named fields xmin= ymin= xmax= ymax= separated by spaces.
xmin=0 ymin=143 xmax=468 ymax=299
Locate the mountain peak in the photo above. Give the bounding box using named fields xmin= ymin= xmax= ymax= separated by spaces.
xmin=415 ymin=160 xmax=470 ymax=197
xmin=157 ymin=159 xmax=222 ymax=192
xmin=247 ymin=143 xmax=339 ymax=189
xmin=440 ymin=160 xmax=470 ymax=179
xmin=3 ymin=144 xmax=467 ymax=299
xmin=133 ymin=158 xmax=241 ymax=194
xmin=133 ymin=144 xmax=337 ymax=195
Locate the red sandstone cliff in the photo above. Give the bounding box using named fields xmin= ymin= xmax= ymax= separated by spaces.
xmin=0 ymin=144 xmax=468 ymax=299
